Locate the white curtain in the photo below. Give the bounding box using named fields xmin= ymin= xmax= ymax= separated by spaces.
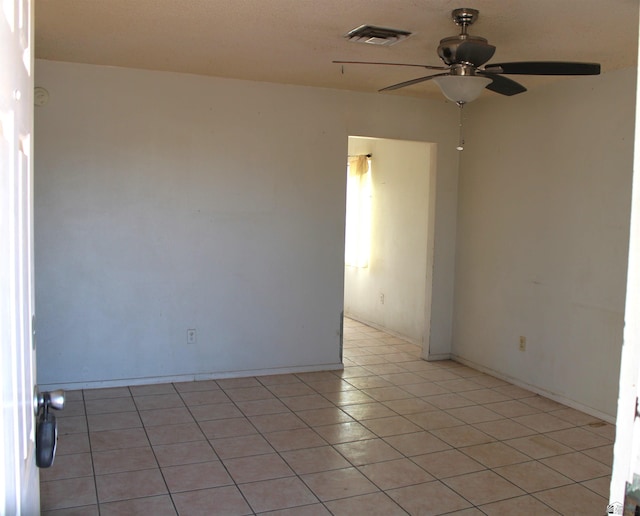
xmin=345 ymin=155 xmax=371 ymax=268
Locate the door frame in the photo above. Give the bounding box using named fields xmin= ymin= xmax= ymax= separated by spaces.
xmin=610 ymin=4 xmax=640 ymax=505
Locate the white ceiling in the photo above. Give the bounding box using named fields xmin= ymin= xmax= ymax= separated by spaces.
xmin=34 ymin=0 xmax=639 ymax=100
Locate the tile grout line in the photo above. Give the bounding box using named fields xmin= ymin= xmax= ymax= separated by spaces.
xmin=178 ymin=380 xmax=271 ymax=515
xmin=129 ymin=384 xmax=181 ymax=516
xmin=83 ymin=388 xmax=101 ymax=515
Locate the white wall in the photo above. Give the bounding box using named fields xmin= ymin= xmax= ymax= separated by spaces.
xmin=34 ymin=60 xmax=460 ymax=388
xmin=453 ymin=68 xmax=636 ymax=418
xmin=344 ymin=137 xmax=434 ymax=345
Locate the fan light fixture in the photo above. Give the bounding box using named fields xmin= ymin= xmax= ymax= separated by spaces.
xmin=431 ymin=75 xmax=491 ymax=104
xmin=431 ymin=75 xmax=491 ymax=151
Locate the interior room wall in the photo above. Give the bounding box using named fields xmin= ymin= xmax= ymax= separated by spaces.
xmin=453 ymin=67 xmax=637 ymax=419
xmin=34 ymin=60 xmax=460 ymax=388
xmin=344 ymin=136 xmax=433 ymax=345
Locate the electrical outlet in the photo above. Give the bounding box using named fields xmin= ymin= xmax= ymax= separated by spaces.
xmin=519 ymin=336 xmax=526 ymax=351
xmin=187 ymin=329 xmax=197 ymax=345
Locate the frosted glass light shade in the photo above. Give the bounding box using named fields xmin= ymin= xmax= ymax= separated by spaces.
xmin=432 ymin=75 xmax=492 ymax=103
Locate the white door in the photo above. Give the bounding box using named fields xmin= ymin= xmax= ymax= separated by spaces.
xmin=0 ymin=0 xmax=39 ymax=514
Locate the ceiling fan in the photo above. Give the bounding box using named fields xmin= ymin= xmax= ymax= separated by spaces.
xmin=334 ymin=8 xmax=601 ymax=104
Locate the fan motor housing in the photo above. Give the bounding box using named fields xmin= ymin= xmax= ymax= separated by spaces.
xmin=437 ymin=35 xmax=495 ymax=66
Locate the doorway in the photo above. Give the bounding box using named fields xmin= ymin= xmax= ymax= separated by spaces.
xmin=343 ymin=136 xmax=435 ymax=349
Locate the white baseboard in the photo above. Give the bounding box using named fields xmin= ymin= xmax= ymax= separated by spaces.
xmin=424 ymin=352 xmax=453 ymax=361
xmin=344 ymin=313 xmax=422 ymax=347
xmin=38 ymin=362 xmax=345 ymax=392
xmin=451 ymin=354 xmax=616 ymax=424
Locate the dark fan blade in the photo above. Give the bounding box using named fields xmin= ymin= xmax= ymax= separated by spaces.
xmin=484 ymin=61 xmax=601 ymax=75
xmin=379 ymin=73 xmax=450 ymax=92
xmin=478 ymin=72 xmax=527 ymax=96
xmin=333 ymin=60 xmax=448 ymax=71
xmin=455 ymin=40 xmax=496 ymax=67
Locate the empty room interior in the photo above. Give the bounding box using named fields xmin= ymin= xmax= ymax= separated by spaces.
xmin=29 ymin=1 xmax=640 ymax=514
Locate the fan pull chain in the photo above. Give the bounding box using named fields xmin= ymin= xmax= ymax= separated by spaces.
xmin=456 ymin=101 xmax=465 ymax=151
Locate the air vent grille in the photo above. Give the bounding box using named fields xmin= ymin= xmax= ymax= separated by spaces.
xmin=345 ymin=25 xmax=412 ymax=46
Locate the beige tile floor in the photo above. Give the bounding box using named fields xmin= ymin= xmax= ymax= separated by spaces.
xmin=40 ymin=318 xmax=615 ymax=515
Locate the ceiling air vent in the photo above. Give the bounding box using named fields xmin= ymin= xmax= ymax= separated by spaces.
xmin=345 ymin=25 xmax=412 ymax=46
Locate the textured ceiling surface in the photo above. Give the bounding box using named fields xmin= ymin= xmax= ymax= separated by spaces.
xmin=34 ymin=0 xmax=639 ymax=99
